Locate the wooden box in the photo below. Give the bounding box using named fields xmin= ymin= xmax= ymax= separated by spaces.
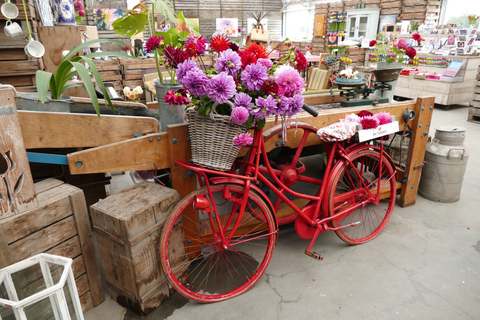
xmin=0 ymin=178 xmax=104 ymax=313
xmin=90 ymin=182 xmax=181 ymax=315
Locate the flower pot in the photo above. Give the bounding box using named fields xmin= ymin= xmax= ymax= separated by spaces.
xmin=155 ymin=82 xmax=184 ymax=131
xmin=17 ymin=92 xmax=72 ymax=112
xmin=372 ymin=68 xmax=402 ymax=82
xmin=377 ymin=61 xmax=403 ymax=70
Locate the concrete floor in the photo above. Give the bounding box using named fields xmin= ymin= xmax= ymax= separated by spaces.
xmin=85 ymin=104 xmax=480 ymax=320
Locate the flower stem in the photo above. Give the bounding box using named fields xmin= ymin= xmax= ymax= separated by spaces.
xmin=154 ymin=50 xmax=163 ymax=84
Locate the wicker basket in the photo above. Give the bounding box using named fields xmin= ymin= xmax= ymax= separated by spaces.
xmin=187 ymin=101 xmax=246 ymax=171
xmin=327 ymin=61 xmax=340 ymax=71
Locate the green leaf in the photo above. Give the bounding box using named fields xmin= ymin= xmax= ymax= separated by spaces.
xmin=63 ymin=39 xmax=132 ymax=61
xmin=245 ymin=115 xmax=254 ymax=130
xmin=154 ymin=0 xmax=177 ymax=25
xmin=71 ymin=61 xmax=102 ymax=117
xmin=257 ymin=118 xmax=266 ymax=130
xmin=36 ymin=71 xmax=53 ymax=103
xmin=79 ymin=57 xmax=116 ymax=114
xmin=85 ymin=51 xmax=139 ymax=60
xmin=112 ymin=12 xmax=149 ymax=37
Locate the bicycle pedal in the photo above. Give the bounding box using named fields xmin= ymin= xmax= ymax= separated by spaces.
xmin=305 ymin=250 xmax=323 ymax=261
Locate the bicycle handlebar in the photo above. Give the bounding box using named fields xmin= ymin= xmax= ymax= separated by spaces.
xmin=302 ymin=104 xmax=318 ymax=117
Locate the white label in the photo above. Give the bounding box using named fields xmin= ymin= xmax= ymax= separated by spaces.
xmin=358 ymin=121 xmax=400 ymax=142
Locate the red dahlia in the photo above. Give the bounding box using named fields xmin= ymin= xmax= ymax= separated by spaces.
xmin=164 ymin=89 xmax=191 ymax=105
xmin=262 ymin=77 xmax=279 ymax=96
xmin=412 ymin=33 xmax=421 ymax=42
xmin=238 ymin=50 xmax=257 ymax=68
xmin=164 ymin=46 xmax=188 ymax=69
xmin=406 ymin=46 xmax=416 ymax=59
xmin=369 ymin=40 xmax=377 ymax=47
xmin=358 ymin=110 xmax=374 ymax=118
xmin=210 ymin=34 xmax=230 ymax=53
xmin=294 ymin=50 xmax=307 ymax=71
xmin=245 ymin=42 xmax=268 ymax=59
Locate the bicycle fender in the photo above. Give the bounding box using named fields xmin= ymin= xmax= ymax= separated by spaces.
xmin=209 ymin=177 xmax=279 ymax=240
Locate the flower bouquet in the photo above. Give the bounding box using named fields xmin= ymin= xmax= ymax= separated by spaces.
xmin=321 ymin=56 xmax=341 ymax=71
xmin=369 ymin=34 xmax=417 ymax=71
xmin=123 ymin=86 xmax=143 ymax=102
xmin=164 ymin=41 xmax=307 ymax=171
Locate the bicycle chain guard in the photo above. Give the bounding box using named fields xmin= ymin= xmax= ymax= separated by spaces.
xmin=294 ymin=205 xmax=319 ymax=239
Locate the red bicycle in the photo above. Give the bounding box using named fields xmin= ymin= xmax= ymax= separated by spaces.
xmin=160 ymin=105 xmax=397 ymax=302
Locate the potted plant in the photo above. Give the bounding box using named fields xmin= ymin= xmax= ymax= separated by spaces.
xmin=31 ymin=38 xmax=134 ymax=116
xmin=112 ymin=1 xmax=201 ymax=129
xmin=163 ymin=41 xmax=307 ymax=171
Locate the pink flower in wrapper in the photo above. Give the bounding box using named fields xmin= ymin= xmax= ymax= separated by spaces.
xmin=74 ymin=0 xmax=84 ymax=11
xmin=233 ymin=133 xmax=254 ymax=147
xmin=231 ymin=107 xmax=249 ymax=124
xmin=360 ymin=116 xmax=380 ymax=130
xmin=375 ymin=112 xmax=392 ymax=125
xmin=78 ymin=9 xmax=85 ymax=16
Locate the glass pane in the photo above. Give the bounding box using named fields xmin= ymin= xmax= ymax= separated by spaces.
xmin=10 ymin=263 xmax=46 ymax=301
xmin=0 ymin=280 xmax=9 ymax=300
xmin=0 ymin=305 xmax=15 ymax=320
xmin=24 ymin=295 xmax=58 ymax=320
xmin=359 ymin=16 xmax=368 ymax=31
xmin=63 ymin=279 xmax=79 ymax=320
xmin=349 ymin=17 xmax=356 ymax=37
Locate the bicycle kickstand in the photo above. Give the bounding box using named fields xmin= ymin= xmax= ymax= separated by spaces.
xmin=304 ymin=226 xmax=324 ymax=261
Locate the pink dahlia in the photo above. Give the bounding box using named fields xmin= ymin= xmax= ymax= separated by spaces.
xmin=397 ymin=38 xmax=407 ymax=50
xmin=360 ymin=116 xmax=380 ymax=130
xmin=257 ymin=58 xmax=273 ymax=69
xmin=375 ymin=112 xmax=392 ymax=125
xmin=231 ymin=107 xmax=249 ymax=124
xmin=74 ymin=0 xmax=84 ymax=11
xmin=233 ymin=133 xmax=254 ymax=147
xmin=275 ymin=66 xmax=305 ymax=97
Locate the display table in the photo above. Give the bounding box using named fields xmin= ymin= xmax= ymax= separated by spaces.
xmin=394 ymin=55 xmax=480 ymax=108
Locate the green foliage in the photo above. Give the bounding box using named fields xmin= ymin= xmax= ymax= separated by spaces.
xmin=154 ymin=0 xmax=177 ymax=25
xmin=36 ymin=39 xmax=136 ymax=117
xmin=112 ymin=12 xmax=149 ymax=37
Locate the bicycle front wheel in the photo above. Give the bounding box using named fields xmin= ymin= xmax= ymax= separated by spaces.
xmin=326 ymin=148 xmax=396 ymax=245
xmin=160 ymin=184 xmax=276 ymax=303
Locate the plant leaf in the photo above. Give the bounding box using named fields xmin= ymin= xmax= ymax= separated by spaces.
xmin=112 ymin=12 xmax=149 ymax=37
xmin=36 ymin=71 xmax=53 ymax=103
xmin=80 ymin=57 xmax=116 ymax=114
xmin=71 ymin=61 xmax=102 ymax=117
xmin=154 ymin=0 xmax=177 ymax=25
xmin=63 ymin=39 xmax=132 ymax=61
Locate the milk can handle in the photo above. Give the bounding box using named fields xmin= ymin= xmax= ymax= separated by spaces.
xmin=447 ymin=148 xmax=465 ymax=160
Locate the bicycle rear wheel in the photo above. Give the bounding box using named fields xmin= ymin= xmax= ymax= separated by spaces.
xmin=326 ymin=148 xmax=396 ymax=245
xmin=160 ymin=184 xmax=276 ymax=303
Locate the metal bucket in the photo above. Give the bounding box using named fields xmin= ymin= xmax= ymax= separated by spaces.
xmin=155 ymin=82 xmax=184 ymax=132
xmin=17 ymin=93 xmax=72 ymax=112
xmin=418 ymin=126 xmax=469 ymax=202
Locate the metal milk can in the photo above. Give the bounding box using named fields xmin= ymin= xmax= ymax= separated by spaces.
xmin=418 ymin=126 xmax=469 ymax=202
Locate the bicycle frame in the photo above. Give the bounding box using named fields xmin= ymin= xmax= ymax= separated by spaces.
xmin=175 ymin=125 xmax=390 ymax=253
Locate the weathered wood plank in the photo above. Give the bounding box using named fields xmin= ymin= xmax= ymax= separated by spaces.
xmin=69 ymin=189 xmax=104 ymax=306
xmin=399 ymin=97 xmax=435 ymax=207
xmin=9 ymin=216 xmax=78 ymax=261
xmin=67 ymin=133 xmax=168 ymax=174
xmin=0 ymin=88 xmax=38 ymax=219
xmin=18 ymin=111 xmax=160 ymax=149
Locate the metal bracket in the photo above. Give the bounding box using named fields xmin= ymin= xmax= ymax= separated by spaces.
xmin=414 ymin=161 xmax=426 ymax=170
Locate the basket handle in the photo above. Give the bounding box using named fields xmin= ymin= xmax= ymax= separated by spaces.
xmin=210 ymin=100 xmax=236 ymax=121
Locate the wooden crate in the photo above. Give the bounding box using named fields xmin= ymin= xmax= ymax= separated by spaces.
xmin=90 ymin=181 xmax=182 ymax=315
xmin=467 ymin=106 xmax=480 ymax=124
xmin=0 ymin=178 xmax=104 ymax=313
